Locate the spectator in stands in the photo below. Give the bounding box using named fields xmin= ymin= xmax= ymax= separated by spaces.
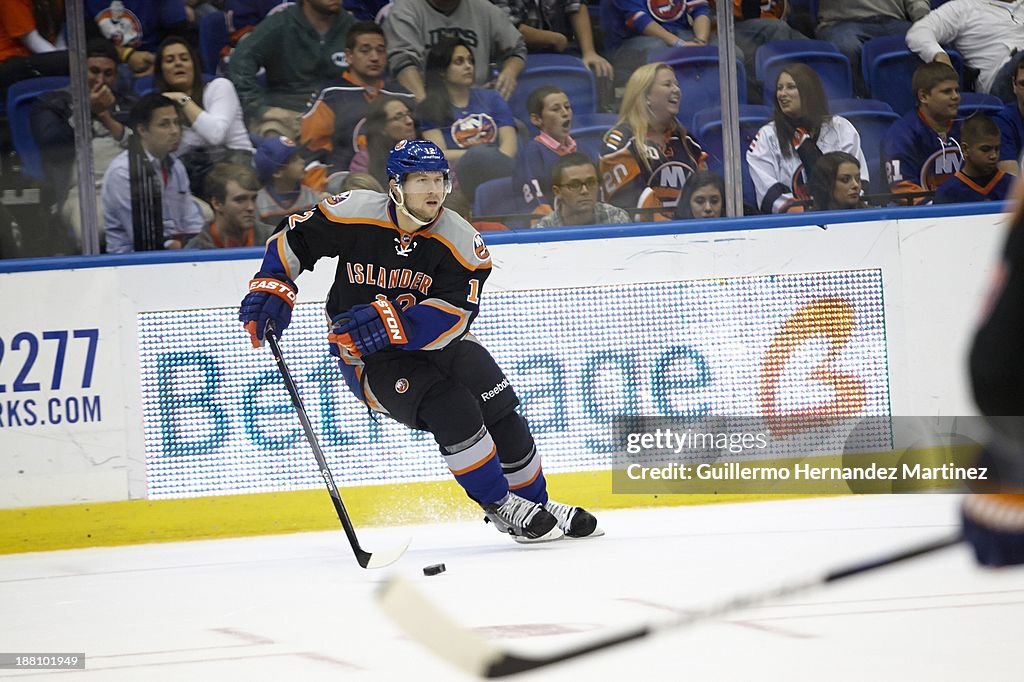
xmin=674 ymin=170 xmax=725 ymax=219
xmin=602 ymin=0 xmax=713 ymax=79
xmin=300 ymin=22 xmax=415 ymax=187
xmin=536 ymin=152 xmax=630 ymax=226
xmin=514 ymin=85 xmax=578 ymax=213
xmin=881 ymin=62 xmax=963 ymax=197
xmin=747 ymin=64 xmax=868 ymax=214
xmin=102 ymin=93 xmax=205 ymax=252
xmin=728 ymin=0 xmax=808 ymax=102
xmin=906 ymin=0 xmax=1024 ymax=103
xmin=0 ymin=0 xmax=68 ymax=101
xmin=253 ymin=135 xmax=323 ymax=234
xmin=493 ymin=0 xmax=613 ymax=80
xmin=816 ymin=0 xmax=931 ymax=96
xmin=32 ymin=38 xmax=135 ymax=250
xmin=383 ymin=0 xmax=527 ymax=102
xmin=88 ymin=0 xmax=191 ymax=76
xmin=229 ymin=0 xmax=354 ymax=139
xmin=419 ymin=38 xmax=518 ymax=202
xmin=934 ymin=114 xmax=1013 ymax=204
xmin=600 ymin=63 xmax=707 ymax=219
xmin=186 ymin=162 xmax=271 ymax=248
xmin=154 ymin=36 xmax=254 ymax=200
xmin=348 ymin=96 xmax=421 ymax=188
xmin=339 ymin=170 xmax=385 ymax=192
xmin=994 ymin=60 xmax=1024 ymax=174
xmin=809 ymin=151 xmax=866 ymax=210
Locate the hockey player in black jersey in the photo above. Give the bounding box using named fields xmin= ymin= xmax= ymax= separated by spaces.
xmin=239 ymin=140 xmax=602 ymax=543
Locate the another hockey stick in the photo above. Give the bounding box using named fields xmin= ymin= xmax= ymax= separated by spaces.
xmin=378 ymin=532 xmax=962 ymax=677
xmin=266 ymin=327 xmax=410 ymax=569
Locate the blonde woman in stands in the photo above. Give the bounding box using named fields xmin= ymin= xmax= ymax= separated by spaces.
xmin=599 ymin=63 xmax=707 ymax=219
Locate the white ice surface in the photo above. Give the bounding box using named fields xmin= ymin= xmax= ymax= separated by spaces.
xmin=1 ymin=495 xmax=1022 ymax=681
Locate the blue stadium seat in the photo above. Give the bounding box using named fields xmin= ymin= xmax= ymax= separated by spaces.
xmin=198 ymin=10 xmax=229 ymax=76
xmin=830 ymin=104 xmax=900 ymax=190
xmin=6 ymin=76 xmax=70 ymax=182
xmin=571 ymin=112 xmax=617 ymax=129
xmin=510 ymin=60 xmax=596 ymax=134
xmin=569 ymin=124 xmax=608 ymax=161
xmin=133 ymin=74 xmax=155 ymax=95
xmin=646 ymin=46 xmax=748 ymax=129
xmin=958 ymin=92 xmax=1005 ymax=119
xmin=473 ymin=176 xmax=522 ymax=218
xmin=692 ymin=104 xmax=771 ymax=211
xmin=756 ymin=39 xmax=853 ymax=102
xmin=860 ymin=34 xmax=964 ymax=116
xmin=830 ymin=98 xmax=894 ymax=115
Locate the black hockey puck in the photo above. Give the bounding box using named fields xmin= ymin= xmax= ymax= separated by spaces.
xmin=423 ymin=563 xmax=446 ymax=576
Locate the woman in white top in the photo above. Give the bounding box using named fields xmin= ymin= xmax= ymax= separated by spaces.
xmin=154 ymin=36 xmax=254 ymax=197
xmin=746 ymin=63 xmax=868 ymax=214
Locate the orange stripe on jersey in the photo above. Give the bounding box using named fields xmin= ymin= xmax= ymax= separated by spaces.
xmin=318 ymin=208 xmax=401 ymax=232
xmin=418 ymin=231 xmax=493 ymax=271
xmin=299 ymin=99 xmax=336 ymax=152
xmin=508 ymin=464 xmax=542 ymax=490
xmin=450 ymin=445 xmax=497 ymax=476
xmin=418 ymin=299 xmax=471 ymax=349
xmin=271 ymin=232 xmax=295 ymax=280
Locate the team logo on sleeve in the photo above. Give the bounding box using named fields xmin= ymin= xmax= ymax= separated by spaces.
xmin=647 ymin=0 xmax=686 ymax=23
xmin=473 ymin=233 xmax=490 ymax=260
xmin=451 ymin=114 xmax=498 ymax=148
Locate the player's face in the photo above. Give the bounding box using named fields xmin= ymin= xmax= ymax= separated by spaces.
xmin=87 ymin=56 xmax=117 ymax=91
xmin=689 ymin=184 xmax=722 ymax=218
xmin=830 ymin=162 xmax=862 ymax=209
xmin=964 ymin=135 xmax=1001 ymax=176
xmin=776 ymin=72 xmax=801 ymax=118
xmin=646 ymin=68 xmax=680 ymax=122
xmin=400 ymin=171 xmax=447 ymax=220
xmin=443 ymin=46 xmax=475 ymax=88
xmin=139 ymin=105 xmax=182 ymax=157
xmin=532 ymin=92 xmax=572 ymax=143
xmin=346 ymin=33 xmax=387 ymax=81
xmin=161 ymin=43 xmax=195 ymax=91
xmin=384 ymin=101 xmax=416 ymax=142
xmin=216 ymin=180 xmax=258 ymax=231
xmin=554 ymin=163 xmax=599 ymax=221
xmin=920 ymin=79 xmax=960 ymax=122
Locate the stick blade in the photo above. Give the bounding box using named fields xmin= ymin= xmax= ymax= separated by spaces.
xmin=362 ymin=537 xmax=412 ymax=569
xmin=377 ymin=576 xmax=504 ymax=677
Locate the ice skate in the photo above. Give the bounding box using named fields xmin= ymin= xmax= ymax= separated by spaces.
xmin=483 ymin=493 xmax=563 ymax=543
xmin=544 ymin=500 xmax=604 ymax=538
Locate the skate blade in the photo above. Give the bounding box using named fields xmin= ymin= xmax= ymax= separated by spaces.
xmin=513 ymin=527 xmax=564 ymax=544
xmin=565 ymin=526 xmax=605 ymax=539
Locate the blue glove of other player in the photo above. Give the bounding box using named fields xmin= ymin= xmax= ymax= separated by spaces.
xmin=239 ymin=272 xmax=298 ymax=347
xmin=328 ymin=299 xmax=410 ymax=358
xmin=962 ymin=494 xmax=1024 ymax=566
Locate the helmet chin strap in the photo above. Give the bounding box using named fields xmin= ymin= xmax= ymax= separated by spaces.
xmin=389 ymin=181 xmax=448 ymax=227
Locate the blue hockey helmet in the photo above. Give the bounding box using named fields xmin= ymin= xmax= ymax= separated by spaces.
xmin=386 ymin=139 xmax=450 ymax=185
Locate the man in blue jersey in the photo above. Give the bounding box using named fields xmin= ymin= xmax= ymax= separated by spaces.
xmin=934 ymin=115 xmax=1013 ymax=204
xmin=994 ymin=59 xmax=1024 ymax=175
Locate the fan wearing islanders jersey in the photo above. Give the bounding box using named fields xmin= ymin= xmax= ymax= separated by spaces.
xmin=882 ymin=62 xmax=964 ymax=200
xmin=601 ymin=0 xmax=712 ymax=76
xmin=747 ymin=64 xmax=868 ymax=214
xmin=599 ymin=63 xmax=707 ymax=220
xmin=513 ymin=85 xmax=579 ymax=213
xmin=239 ymin=140 xmax=602 ymax=544
xmin=418 ymin=38 xmax=518 ymax=202
xmin=933 ymin=114 xmax=1013 ymax=205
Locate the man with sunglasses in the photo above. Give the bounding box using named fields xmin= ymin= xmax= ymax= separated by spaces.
xmin=536 ymin=153 xmax=630 ymax=227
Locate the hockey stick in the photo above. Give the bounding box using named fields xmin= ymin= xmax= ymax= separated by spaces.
xmin=378 ymin=532 xmax=963 ymax=677
xmin=266 ymin=328 xmax=410 ymax=569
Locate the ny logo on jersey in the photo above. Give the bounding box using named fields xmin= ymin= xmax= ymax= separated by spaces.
xmin=395 ymin=235 xmax=417 ymax=257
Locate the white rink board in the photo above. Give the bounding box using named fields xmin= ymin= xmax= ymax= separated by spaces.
xmin=0 ymin=212 xmax=1008 ymax=506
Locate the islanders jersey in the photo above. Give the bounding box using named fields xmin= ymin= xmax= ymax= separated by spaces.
xmin=599 ymin=122 xmax=707 ymax=219
xmin=882 ymin=110 xmax=963 ymax=195
xmin=513 ymin=134 xmax=580 ymax=212
xmin=299 ymin=72 xmax=414 ymax=173
xmin=420 ymin=89 xmax=516 ymax=150
xmin=255 ymin=190 xmax=492 ymax=368
xmin=933 ymin=170 xmax=1013 ymax=204
xmin=747 ymin=116 xmax=868 ymax=214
